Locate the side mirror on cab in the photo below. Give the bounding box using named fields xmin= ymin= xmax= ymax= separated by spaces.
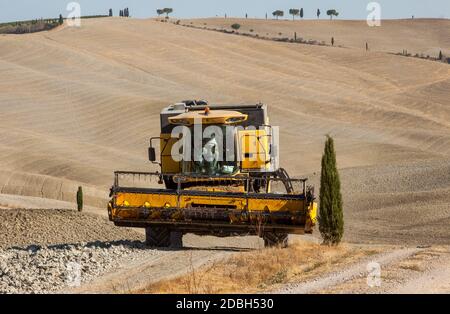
xmin=148 ymin=146 xmax=156 ymax=162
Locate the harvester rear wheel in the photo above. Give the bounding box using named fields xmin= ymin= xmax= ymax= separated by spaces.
xmin=263 ymin=233 xmax=289 ymax=248
xmin=145 ymin=227 xmax=183 ymax=248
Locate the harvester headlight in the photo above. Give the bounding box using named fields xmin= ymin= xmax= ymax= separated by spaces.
xmin=123 ymin=200 xmax=130 ymax=207
xmin=164 ymin=202 xmax=171 ymax=208
xmin=144 ymin=202 xmax=151 ymax=208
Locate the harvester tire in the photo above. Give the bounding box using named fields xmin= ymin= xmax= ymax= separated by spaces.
xmin=263 ymin=233 xmax=288 ymax=248
xmin=145 ymin=227 xmax=183 ymax=248
xmin=145 ymin=227 xmax=170 ymax=247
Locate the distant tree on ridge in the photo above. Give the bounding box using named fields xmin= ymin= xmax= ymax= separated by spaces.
xmin=327 ymin=9 xmax=339 ymax=20
xmin=289 ymin=9 xmax=300 ymax=21
xmin=163 ymin=8 xmax=173 ymax=18
xmin=272 ymin=10 xmax=284 ymax=20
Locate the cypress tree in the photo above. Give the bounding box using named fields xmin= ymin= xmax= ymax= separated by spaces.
xmin=439 ymin=50 xmax=443 ymax=60
xmin=58 ymin=14 xmax=64 ymax=25
xmin=318 ymin=135 xmax=344 ymax=245
xmin=77 ymin=186 xmax=83 ymax=212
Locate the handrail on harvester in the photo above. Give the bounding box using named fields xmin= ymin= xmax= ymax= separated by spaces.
xmin=113 ymin=170 xmax=308 ymax=196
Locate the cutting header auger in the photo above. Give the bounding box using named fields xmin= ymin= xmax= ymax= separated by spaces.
xmin=108 ymin=101 xmax=317 ymax=248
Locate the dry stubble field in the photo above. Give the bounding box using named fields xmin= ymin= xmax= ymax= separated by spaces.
xmin=0 ymin=17 xmax=449 ymax=293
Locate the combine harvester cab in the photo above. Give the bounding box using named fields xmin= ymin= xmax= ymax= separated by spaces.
xmin=108 ymin=101 xmax=317 ymax=248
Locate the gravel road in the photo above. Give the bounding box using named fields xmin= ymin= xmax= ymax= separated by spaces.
xmin=0 ymin=208 xmax=150 ymax=293
xmin=0 ymin=208 xmax=260 ymax=294
xmin=0 ymin=241 xmax=152 ymax=294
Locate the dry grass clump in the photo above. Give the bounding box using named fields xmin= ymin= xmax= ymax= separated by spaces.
xmin=140 ymin=240 xmax=379 ymax=294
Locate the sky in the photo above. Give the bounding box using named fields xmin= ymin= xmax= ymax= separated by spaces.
xmin=0 ymin=0 xmax=449 ymax=23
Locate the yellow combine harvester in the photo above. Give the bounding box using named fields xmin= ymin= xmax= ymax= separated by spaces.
xmin=108 ymin=101 xmax=317 ymax=248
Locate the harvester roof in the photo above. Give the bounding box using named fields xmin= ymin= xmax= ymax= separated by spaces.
xmin=160 ymin=102 xmax=267 ymax=133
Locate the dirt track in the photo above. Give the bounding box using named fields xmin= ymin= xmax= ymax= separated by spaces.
xmin=273 ymin=245 xmax=450 ymax=294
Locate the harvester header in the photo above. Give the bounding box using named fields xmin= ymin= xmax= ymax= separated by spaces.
xmin=108 ymin=101 xmax=317 ymax=247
